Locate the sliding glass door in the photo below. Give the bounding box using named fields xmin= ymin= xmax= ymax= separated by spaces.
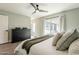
xmin=44 ymin=16 xmax=60 ymax=35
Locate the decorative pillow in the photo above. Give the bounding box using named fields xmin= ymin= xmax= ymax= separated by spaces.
xmin=68 ymin=38 xmax=79 ymax=55
xmin=56 ymin=29 xmax=78 ymax=51
xmin=52 ymin=32 xmax=64 ymax=46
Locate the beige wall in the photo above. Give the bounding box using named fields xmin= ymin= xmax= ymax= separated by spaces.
xmin=34 ymin=8 xmax=79 ymax=36
xmin=45 ymin=8 xmax=79 ymax=31
xmin=0 ymin=10 xmax=31 ymax=29
xmin=0 ymin=8 xmax=79 ymax=37
xmin=65 ymin=8 xmax=79 ymax=31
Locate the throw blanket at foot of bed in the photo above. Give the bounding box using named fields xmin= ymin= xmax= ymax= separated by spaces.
xmin=22 ymin=35 xmax=53 ymax=54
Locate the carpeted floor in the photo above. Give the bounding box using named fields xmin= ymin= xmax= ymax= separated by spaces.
xmin=0 ymin=42 xmax=21 ymax=55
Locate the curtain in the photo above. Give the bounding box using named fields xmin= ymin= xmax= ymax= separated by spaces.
xmin=60 ymin=15 xmax=66 ymax=32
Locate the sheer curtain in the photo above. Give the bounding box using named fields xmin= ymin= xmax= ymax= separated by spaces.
xmin=60 ymin=15 xmax=66 ymax=32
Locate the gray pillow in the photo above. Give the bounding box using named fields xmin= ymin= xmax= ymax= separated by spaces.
xmin=56 ymin=29 xmax=78 ymax=51
xmin=52 ymin=32 xmax=64 ymax=46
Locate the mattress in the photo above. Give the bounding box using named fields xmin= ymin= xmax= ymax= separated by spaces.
xmin=14 ymin=37 xmax=68 ymax=55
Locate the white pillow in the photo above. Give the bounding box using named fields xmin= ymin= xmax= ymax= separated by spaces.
xmin=68 ymin=38 xmax=79 ymax=55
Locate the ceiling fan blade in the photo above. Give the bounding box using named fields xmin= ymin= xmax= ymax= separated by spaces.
xmin=39 ymin=9 xmax=48 ymax=12
xmin=30 ymin=3 xmax=36 ymax=9
xmin=32 ymin=10 xmax=36 ymax=14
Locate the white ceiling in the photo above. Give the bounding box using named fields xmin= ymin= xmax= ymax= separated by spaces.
xmin=0 ymin=3 xmax=79 ymax=19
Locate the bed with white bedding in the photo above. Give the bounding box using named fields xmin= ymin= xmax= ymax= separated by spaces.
xmin=14 ymin=29 xmax=79 ymax=55
xmin=14 ymin=37 xmax=68 ymax=55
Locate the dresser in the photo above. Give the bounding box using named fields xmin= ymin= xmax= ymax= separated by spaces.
xmin=11 ymin=28 xmax=31 ymax=43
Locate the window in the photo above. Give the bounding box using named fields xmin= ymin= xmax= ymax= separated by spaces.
xmin=44 ymin=16 xmax=60 ymax=35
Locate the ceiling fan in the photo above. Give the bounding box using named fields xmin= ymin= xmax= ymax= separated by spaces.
xmin=30 ymin=3 xmax=48 ymax=14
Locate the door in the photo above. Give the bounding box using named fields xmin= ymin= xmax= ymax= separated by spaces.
xmin=0 ymin=15 xmax=8 ymax=44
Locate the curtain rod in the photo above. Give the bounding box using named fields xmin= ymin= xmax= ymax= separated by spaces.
xmin=45 ymin=16 xmax=59 ymax=19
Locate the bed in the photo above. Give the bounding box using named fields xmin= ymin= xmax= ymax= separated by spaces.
xmin=14 ymin=37 xmax=68 ymax=55
xmin=14 ymin=29 xmax=79 ymax=55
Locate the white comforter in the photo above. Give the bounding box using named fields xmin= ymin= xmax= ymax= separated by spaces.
xmin=14 ymin=37 xmax=68 ymax=55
